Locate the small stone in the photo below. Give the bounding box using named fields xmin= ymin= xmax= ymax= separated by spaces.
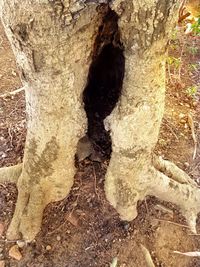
xmin=0 ymin=260 xmax=5 ymax=267
xmin=184 ymin=162 xmax=190 ymax=168
xmin=9 ymin=245 xmax=22 ymax=261
xmin=0 ymin=153 xmax=6 ymax=159
xmin=11 ymin=70 xmax=17 ymax=77
xmin=17 ymin=240 xmax=26 ymax=248
xmin=46 ymin=245 xmax=52 ymax=251
xmin=179 ymin=113 xmax=185 ymax=119
xmin=123 ymin=223 xmax=130 ymax=231
xmin=56 ymin=235 xmax=61 ymax=241
xmin=193 ymin=101 xmax=198 ymax=107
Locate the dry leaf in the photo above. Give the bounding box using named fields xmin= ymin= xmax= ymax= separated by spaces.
xmin=9 ymin=245 xmax=22 ymax=261
xmin=140 ymin=244 xmax=155 ymax=267
xmin=0 ymin=223 xmax=4 ymax=237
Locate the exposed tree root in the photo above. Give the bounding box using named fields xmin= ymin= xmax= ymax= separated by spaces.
xmin=0 ymin=164 xmax=22 ymax=184
xmin=150 ymin=166 xmax=200 ymax=233
xmin=105 ymin=154 xmax=200 ymax=234
xmin=6 ymin=182 xmax=46 ymax=241
xmin=152 ymin=155 xmax=198 ymax=187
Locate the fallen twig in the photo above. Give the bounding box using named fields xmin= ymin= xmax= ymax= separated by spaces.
xmin=187 ymin=113 xmax=197 ymax=160
xmin=0 ymin=86 xmax=25 ymax=98
xmin=173 ymin=251 xmax=200 ymax=257
xmin=154 ymin=219 xmax=190 ymax=229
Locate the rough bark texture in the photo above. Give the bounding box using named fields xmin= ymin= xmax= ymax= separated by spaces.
xmin=105 ymin=1 xmax=200 ymax=231
xmin=0 ymin=0 xmax=199 ymax=241
xmin=104 ymin=0 xmax=178 ymax=219
xmin=0 ymin=0 xmax=103 ymax=240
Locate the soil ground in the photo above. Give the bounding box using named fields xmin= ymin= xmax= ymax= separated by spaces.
xmin=0 ymin=20 xmax=200 ymax=267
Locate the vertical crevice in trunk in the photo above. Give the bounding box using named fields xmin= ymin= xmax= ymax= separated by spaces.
xmin=83 ymin=5 xmax=125 ymax=158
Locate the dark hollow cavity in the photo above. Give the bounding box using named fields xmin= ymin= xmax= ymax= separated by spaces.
xmin=83 ymin=6 xmax=125 ymax=158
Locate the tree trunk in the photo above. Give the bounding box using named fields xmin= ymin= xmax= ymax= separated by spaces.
xmin=0 ymin=0 xmax=199 ymax=241
xmin=0 ymin=0 xmax=102 ymax=240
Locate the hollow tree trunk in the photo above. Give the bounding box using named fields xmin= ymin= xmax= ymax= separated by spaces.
xmin=0 ymin=0 xmax=200 ymax=241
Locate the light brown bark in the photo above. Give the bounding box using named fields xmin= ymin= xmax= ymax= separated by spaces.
xmin=105 ymin=1 xmax=200 ymax=231
xmin=0 ymin=0 xmax=102 ymax=240
xmin=0 ymin=0 xmax=199 ymax=241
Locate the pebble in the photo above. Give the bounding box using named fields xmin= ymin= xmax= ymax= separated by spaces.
xmin=9 ymin=245 xmax=22 ymax=261
xmin=0 ymin=260 xmax=5 ymax=267
xmin=193 ymin=101 xmax=198 ymax=107
xmin=184 ymin=162 xmax=190 ymax=168
xmin=56 ymin=236 xmax=61 ymax=241
xmin=123 ymin=223 xmax=130 ymax=231
xmin=0 ymin=153 xmax=7 ymax=159
xmin=180 ymin=119 xmax=186 ymax=124
xmin=46 ymin=245 xmax=52 ymax=251
xmin=179 ymin=113 xmax=185 ymax=119
xmin=11 ymin=70 xmax=17 ymax=77
xmin=17 ymin=240 xmax=26 ymax=248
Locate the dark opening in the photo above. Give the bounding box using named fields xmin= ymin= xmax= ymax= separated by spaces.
xmin=83 ymin=6 xmax=125 ymax=159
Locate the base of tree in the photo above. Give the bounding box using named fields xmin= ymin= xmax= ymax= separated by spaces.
xmin=1 ymin=153 xmax=199 ymax=240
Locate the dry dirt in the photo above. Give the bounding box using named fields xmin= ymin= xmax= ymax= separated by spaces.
xmin=0 ymin=21 xmax=200 ymax=267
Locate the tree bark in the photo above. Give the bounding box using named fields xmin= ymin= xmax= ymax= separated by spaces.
xmin=0 ymin=0 xmax=102 ymax=240
xmin=105 ymin=1 xmax=200 ymax=231
xmin=0 ymin=0 xmax=199 ymax=241
xmin=105 ymin=0 xmax=178 ymax=220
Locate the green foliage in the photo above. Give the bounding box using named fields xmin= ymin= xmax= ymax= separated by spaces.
xmin=170 ymin=44 xmax=179 ymax=50
xmin=167 ymin=56 xmax=181 ymax=69
xmin=191 ymin=18 xmax=200 ymax=35
xmin=171 ymin=28 xmax=178 ymax=41
xmin=187 ymin=46 xmax=198 ymax=55
xmin=186 ymin=85 xmax=198 ymax=97
xmin=189 ymin=63 xmax=198 ymax=72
